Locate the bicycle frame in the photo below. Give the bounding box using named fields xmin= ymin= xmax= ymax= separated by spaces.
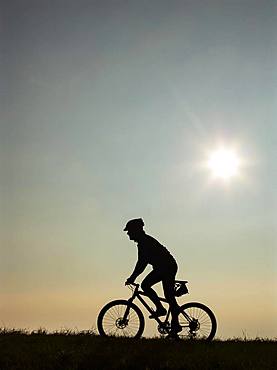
xmin=123 ymin=283 xmax=192 ymax=327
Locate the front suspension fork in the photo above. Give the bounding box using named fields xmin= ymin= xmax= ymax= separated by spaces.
xmin=122 ymin=298 xmax=134 ymax=321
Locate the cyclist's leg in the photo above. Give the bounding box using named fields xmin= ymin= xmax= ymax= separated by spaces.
xmin=162 ymin=261 xmax=181 ymax=332
xmin=141 ymin=270 xmax=165 ymax=313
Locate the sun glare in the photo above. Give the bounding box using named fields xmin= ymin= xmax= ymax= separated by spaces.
xmin=207 ymin=148 xmax=240 ymax=180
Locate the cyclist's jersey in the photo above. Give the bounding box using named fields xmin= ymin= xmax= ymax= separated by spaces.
xmin=130 ymin=234 xmax=176 ymax=279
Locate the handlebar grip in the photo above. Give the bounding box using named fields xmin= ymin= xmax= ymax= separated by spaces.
xmin=127 ymin=282 xmax=139 ymax=287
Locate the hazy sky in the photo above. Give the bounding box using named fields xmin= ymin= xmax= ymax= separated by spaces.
xmin=1 ymin=0 xmax=276 ymax=338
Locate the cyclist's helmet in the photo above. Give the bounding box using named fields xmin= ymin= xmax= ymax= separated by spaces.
xmin=123 ymin=218 xmax=144 ymax=231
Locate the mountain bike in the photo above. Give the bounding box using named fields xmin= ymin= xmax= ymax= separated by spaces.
xmin=97 ymin=281 xmax=217 ymax=340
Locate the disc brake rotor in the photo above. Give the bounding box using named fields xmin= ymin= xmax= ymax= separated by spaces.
xmin=115 ymin=318 xmax=128 ymax=329
xmin=189 ymin=318 xmax=200 ymax=332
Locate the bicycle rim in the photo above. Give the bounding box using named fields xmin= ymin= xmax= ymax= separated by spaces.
xmin=178 ymin=302 xmax=217 ymax=340
xmin=97 ymin=300 xmax=144 ymax=338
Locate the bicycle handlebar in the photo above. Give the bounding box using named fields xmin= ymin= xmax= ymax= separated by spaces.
xmin=125 ymin=282 xmax=140 ymax=288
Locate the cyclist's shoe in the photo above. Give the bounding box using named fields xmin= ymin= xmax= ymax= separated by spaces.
xmin=149 ymin=307 xmax=167 ymax=319
xmin=170 ymin=324 xmax=182 ymax=334
xmin=166 ymin=324 xmax=182 ymax=340
xmin=166 ymin=331 xmax=181 ymax=340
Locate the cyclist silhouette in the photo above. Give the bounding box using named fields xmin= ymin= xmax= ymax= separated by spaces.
xmin=124 ymin=218 xmax=182 ymax=335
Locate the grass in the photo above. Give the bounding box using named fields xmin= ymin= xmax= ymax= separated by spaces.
xmin=0 ymin=328 xmax=276 ymax=370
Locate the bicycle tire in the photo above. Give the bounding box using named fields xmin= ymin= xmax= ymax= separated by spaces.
xmin=178 ymin=302 xmax=217 ymax=341
xmin=97 ymin=299 xmax=145 ymax=338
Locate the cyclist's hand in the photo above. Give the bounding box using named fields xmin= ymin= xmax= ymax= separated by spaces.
xmin=125 ymin=277 xmax=135 ymax=285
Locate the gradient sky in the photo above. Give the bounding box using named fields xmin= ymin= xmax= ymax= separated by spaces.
xmin=1 ymin=0 xmax=276 ymax=338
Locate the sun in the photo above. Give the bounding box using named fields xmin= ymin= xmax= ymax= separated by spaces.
xmin=207 ymin=148 xmax=240 ymax=180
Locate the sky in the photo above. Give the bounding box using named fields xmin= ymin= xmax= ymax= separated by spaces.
xmin=1 ymin=0 xmax=276 ymax=338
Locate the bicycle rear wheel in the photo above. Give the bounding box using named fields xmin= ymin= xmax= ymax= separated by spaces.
xmin=178 ymin=302 xmax=217 ymax=340
xmin=97 ymin=299 xmax=145 ymax=338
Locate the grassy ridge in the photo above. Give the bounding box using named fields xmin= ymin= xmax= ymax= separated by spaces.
xmin=0 ymin=329 xmax=276 ymax=370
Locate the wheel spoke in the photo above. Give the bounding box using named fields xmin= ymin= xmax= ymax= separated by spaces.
xmin=99 ymin=302 xmax=143 ymax=338
xmin=178 ymin=303 xmax=216 ymax=341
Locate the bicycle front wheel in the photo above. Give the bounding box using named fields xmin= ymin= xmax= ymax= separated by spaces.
xmin=178 ymin=302 xmax=217 ymax=340
xmin=97 ymin=299 xmax=145 ymax=338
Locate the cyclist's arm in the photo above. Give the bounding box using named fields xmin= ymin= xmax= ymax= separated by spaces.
xmin=128 ymin=249 xmax=147 ymax=281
